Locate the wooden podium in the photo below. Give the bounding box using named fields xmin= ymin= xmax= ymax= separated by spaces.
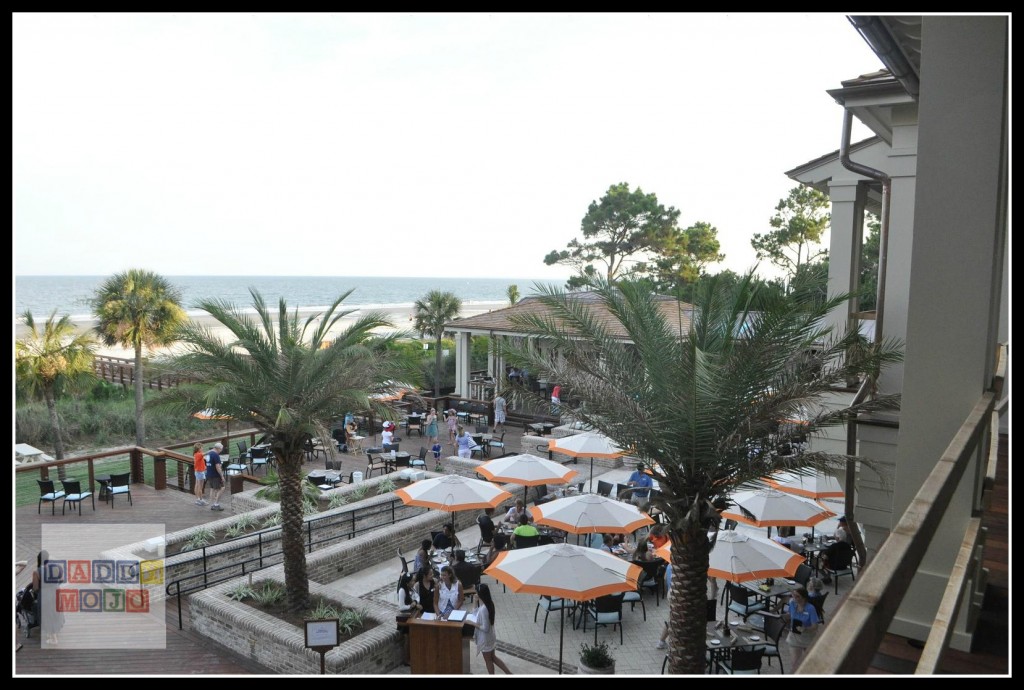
xmin=408 ymin=617 xmax=469 ymax=674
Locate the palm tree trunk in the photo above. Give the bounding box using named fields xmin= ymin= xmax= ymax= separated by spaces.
xmin=278 ymin=449 xmax=310 ymax=612
xmin=434 ymin=336 xmax=443 ymax=397
xmin=44 ymin=388 xmax=67 ymax=480
xmin=667 ymin=527 xmax=712 ymax=675
xmin=134 ymin=342 xmax=145 ymax=447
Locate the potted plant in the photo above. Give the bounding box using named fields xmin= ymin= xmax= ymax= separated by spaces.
xmin=578 ymin=640 xmax=615 ymax=674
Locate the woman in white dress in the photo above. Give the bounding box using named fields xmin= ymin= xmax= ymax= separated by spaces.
xmin=469 ymin=584 xmax=512 ymax=674
xmin=433 ymin=565 xmax=464 ymax=620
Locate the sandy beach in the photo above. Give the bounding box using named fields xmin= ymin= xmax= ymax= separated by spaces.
xmin=16 ymin=301 xmax=509 ymax=359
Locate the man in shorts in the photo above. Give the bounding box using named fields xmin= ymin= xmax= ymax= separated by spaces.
xmin=206 ymin=442 xmax=226 ymax=511
xmin=492 ymin=392 xmax=507 ymax=434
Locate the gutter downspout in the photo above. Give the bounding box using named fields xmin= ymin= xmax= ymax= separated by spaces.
xmin=839 ymin=107 xmax=892 ymax=569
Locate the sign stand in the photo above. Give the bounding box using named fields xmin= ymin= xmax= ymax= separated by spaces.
xmin=304 ymin=618 xmax=339 ymax=675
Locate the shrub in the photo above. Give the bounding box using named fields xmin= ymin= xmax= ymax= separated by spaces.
xmin=377 ymin=477 xmax=397 ymax=494
xmin=328 ymin=493 xmax=349 ymax=510
xmin=227 ymin=583 xmax=255 ymax=601
xmin=580 ymin=641 xmax=614 ymax=669
xmin=250 ymin=580 xmax=285 ymax=606
xmin=183 ymin=527 xmax=215 ymax=551
xmin=308 ymin=599 xmax=340 ymax=620
xmin=349 ymin=484 xmax=368 ymax=501
xmin=262 ymin=512 xmax=282 ymax=528
xmin=338 ymin=609 xmax=364 ymax=636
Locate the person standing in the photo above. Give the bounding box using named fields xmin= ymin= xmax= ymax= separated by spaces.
xmin=469 ymin=584 xmax=513 ymax=674
xmin=786 ymin=586 xmax=821 ymax=668
xmin=192 ymin=442 xmax=208 ymax=505
xmin=456 ymin=425 xmax=475 ymax=458
xmin=434 ymin=565 xmax=465 ymax=620
xmin=425 ymin=408 xmax=439 ymax=446
xmin=626 ymin=462 xmax=654 ymax=506
xmin=416 ymin=567 xmax=437 ymax=615
xmin=345 ymin=419 xmax=361 ymax=454
xmin=206 ymin=442 xmax=226 ymax=511
xmin=492 ymin=393 xmax=507 ymax=434
xmin=550 ymin=384 xmax=561 ymax=414
xmin=445 ymin=408 xmax=459 ymax=447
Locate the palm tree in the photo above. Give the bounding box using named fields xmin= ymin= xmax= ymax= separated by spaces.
xmin=505 ymin=274 xmax=902 ymax=674
xmin=155 ymin=289 xmax=417 ymax=611
xmin=90 ymin=269 xmax=186 ymax=447
xmin=506 ymin=284 xmax=520 ymax=306
xmin=15 ymin=311 xmax=97 ymax=474
xmin=412 ymin=290 xmax=462 ymax=397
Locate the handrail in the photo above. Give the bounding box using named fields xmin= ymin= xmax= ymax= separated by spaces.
xmin=799 ymin=389 xmax=997 ymax=674
xmin=915 ymin=516 xmax=984 ymax=673
xmin=164 ymin=496 xmax=425 ymax=628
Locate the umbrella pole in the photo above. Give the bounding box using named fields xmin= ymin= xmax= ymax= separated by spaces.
xmin=558 ymin=603 xmax=565 ymax=674
xmin=589 ymin=457 xmax=594 ymax=493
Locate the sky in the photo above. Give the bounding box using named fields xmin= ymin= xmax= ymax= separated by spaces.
xmin=13 ymin=13 xmax=881 ymax=281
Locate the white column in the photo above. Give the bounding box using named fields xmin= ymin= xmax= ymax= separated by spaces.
xmin=454 ymin=332 xmax=472 ymax=398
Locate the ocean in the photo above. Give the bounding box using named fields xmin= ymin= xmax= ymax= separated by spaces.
xmin=14 ymin=275 xmax=560 ymax=323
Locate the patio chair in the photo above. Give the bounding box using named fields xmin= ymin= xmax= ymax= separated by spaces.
xmin=615 ymin=483 xmax=631 ymax=502
xmin=486 ymin=431 xmax=506 ymax=456
xmin=250 ymin=446 xmax=271 ymax=474
xmin=534 ymin=595 xmax=576 ymax=633
xmin=365 ymin=451 xmax=389 ymax=479
xmin=716 ymin=647 xmax=765 ymax=674
xmin=810 ymin=590 xmax=830 ymax=623
xmin=820 ymin=541 xmax=857 ymax=593
xmin=412 ymin=446 xmax=427 ymax=468
xmin=725 ymin=581 xmax=767 ymax=621
xmin=108 ymin=472 xmax=132 ymax=508
xmin=596 ymin=480 xmax=614 ymax=497
xmin=635 ymin=560 xmax=665 ymax=606
xmin=60 ymin=479 xmax=94 ymax=515
xmin=584 ymin=592 xmax=625 ymax=644
xmin=36 ymin=479 xmax=65 ymax=515
xmin=758 ymin=612 xmax=787 ymax=673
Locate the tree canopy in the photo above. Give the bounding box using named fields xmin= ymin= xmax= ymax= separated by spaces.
xmin=750 ymin=186 xmax=830 ymax=281
xmin=413 ymin=290 xmax=462 ymax=397
xmin=90 ymin=269 xmax=186 ymax=446
xmin=156 ymin=289 xmax=417 ymax=611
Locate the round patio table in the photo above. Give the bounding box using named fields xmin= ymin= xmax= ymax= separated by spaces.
xmin=96 ymin=474 xmax=112 ymax=502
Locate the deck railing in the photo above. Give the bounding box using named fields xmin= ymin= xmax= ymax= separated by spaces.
xmin=799 ymin=344 xmax=1006 ymax=674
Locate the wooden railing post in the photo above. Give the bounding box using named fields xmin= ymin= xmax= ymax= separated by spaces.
xmin=130 ymin=448 xmax=144 ymax=484
xmin=153 ymin=455 xmax=167 ymax=490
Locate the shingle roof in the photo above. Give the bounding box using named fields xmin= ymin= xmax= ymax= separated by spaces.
xmin=445 ymin=291 xmax=693 ymax=341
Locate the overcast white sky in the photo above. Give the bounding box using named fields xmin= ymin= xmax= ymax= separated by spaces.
xmin=13 ymin=13 xmax=881 ymax=281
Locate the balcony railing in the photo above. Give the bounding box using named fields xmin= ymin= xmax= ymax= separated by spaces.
xmin=800 ymin=344 xmax=1006 ymax=674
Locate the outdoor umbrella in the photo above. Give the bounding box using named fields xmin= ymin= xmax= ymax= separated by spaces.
xmin=654 ymin=530 xmax=804 ymax=582
xmin=395 ymin=474 xmax=512 ymax=531
xmin=547 ymin=432 xmax=625 ymax=493
xmin=532 ymin=493 xmax=655 ymax=535
xmin=194 ymin=408 xmax=233 ymax=448
xmin=476 ymin=453 xmax=579 ymax=505
xmin=722 ymin=488 xmax=835 ymax=537
xmin=765 ymin=470 xmax=845 ymax=500
xmin=485 ymin=543 xmax=641 ymax=674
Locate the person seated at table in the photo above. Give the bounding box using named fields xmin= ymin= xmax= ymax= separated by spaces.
xmin=772 ymin=533 xmax=804 ymax=552
xmin=511 ymin=513 xmax=539 ymax=547
xmin=819 ymin=539 xmax=854 ymax=583
xmin=452 ymin=550 xmax=481 ymax=591
xmin=434 ymin=565 xmax=465 ymax=620
xmin=599 ymin=533 xmax=615 ymax=553
xmin=414 ymin=539 xmax=432 ymax=574
xmin=432 ymin=524 xmax=461 ymax=552
xmin=504 ymin=499 xmax=532 ymax=524
xmin=477 ymin=507 xmax=496 ymax=552
xmin=588 ymin=531 xmax=606 ymax=549
xmin=648 ymin=524 xmax=670 ymax=550
xmin=482 ymin=533 xmax=509 ymax=568
xmin=834 ymin=516 xmax=852 ymax=544
xmin=632 ymin=540 xmax=656 ymax=561
xmin=415 ymin=566 xmax=437 ymax=615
